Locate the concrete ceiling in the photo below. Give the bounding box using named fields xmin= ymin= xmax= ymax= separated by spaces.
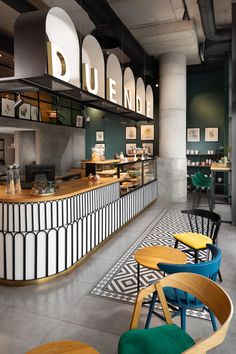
xmin=0 ymin=0 xmax=232 ymax=71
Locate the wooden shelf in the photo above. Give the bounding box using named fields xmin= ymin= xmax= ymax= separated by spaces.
xmin=187 ymin=165 xmax=211 ymax=168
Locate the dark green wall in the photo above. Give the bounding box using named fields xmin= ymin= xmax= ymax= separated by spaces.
xmin=85 ymin=68 xmax=227 ymax=160
xmin=85 ymin=106 xmax=158 ymax=160
xmin=187 ymin=68 xmax=227 ymax=153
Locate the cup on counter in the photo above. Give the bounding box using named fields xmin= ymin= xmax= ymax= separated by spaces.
xmin=186 ymin=150 xmax=189 ymax=154
xmin=211 ymin=150 xmax=214 ymax=154
xmin=201 ymin=162 xmax=205 ymax=166
xmin=196 ymin=161 xmax=199 ymax=166
xmin=207 ymin=150 xmax=211 ymax=154
xmin=190 ymin=150 xmax=194 ymax=155
xmin=195 ymin=150 xmax=199 ymax=154
xmin=192 ymin=162 xmax=196 ymax=166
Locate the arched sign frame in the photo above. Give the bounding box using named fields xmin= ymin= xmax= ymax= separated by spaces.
xmin=11 ymin=7 xmax=154 ymax=121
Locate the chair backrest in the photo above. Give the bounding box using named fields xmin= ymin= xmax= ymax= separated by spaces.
xmin=158 ymin=244 xmax=221 ymax=281
xmin=181 ymin=209 xmax=221 ymax=243
xmin=130 ymin=273 xmax=233 ymax=353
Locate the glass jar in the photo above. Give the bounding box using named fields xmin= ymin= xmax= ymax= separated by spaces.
xmin=6 ymin=166 xmax=15 ymax=194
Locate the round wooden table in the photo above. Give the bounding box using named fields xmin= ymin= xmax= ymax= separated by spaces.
xmin=26 ymin=340 xmax=99 ymax=354
xmin=134 ymin=246 xmax=188 ymax=292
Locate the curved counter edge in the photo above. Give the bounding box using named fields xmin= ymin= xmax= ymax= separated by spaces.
xmin=0 ymin=179 xmax=158 ymax=284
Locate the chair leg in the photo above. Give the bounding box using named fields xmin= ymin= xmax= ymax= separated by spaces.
xmin=137 ymin=263 xmax=140 ymax=293
xmin=192 ymin=188 xmax=198 ymax=208
xmin=207 ymin=189 xmax=212 ymax=211
xmin=145 ymin=292 xmax=158 ymax=329
xmin=209 ymin=310 xmax=217 ymax=331
xmin=194 ymin=250 xmax=198 ymax=263
xmin=180 ymin=308 xmax=186 ymax=332
xmin=174 ymin=240 xmax=179 ymax=248
xmin=218 ymin=269 xmax=223 ymax=282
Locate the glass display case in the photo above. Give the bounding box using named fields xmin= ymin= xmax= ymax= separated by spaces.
xmin=84 ymin=157 xmax=157 ymax=195
xmin=117 ymin=157 xmax=157 ymax=195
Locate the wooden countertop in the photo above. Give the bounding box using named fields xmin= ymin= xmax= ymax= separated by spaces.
xmin=83 ymin=159 xmax=119 ymax=164
xmin=0 ymin=177 xmax=120 ymax=203
xmin=211 ymin=163 xmax=231 ymax=172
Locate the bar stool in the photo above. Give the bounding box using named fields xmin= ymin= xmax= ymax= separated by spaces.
xmin=26 ymin=340 xmax=100 ymax=354
xmin=191 ymin=172 xmax=213 ymax=210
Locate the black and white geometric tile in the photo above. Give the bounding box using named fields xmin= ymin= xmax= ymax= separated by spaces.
xmin=90 ymin=208 xmax=210 ymax=320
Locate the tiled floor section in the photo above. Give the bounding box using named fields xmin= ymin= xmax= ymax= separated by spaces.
xmin=0 ymin=198 xmax=235 ymax=354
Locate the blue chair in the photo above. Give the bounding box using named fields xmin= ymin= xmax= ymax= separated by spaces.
xmin=145 ymin=244 xmax=221 ymax=332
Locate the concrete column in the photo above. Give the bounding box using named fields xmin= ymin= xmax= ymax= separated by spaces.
xmin=157 ymin=52 xmax=187 ymax=202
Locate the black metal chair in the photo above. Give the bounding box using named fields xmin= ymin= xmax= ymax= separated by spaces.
xmin=173 ymin=208 xmax=222 ymax=281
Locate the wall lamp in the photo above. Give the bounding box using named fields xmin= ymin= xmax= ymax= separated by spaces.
xmin=13 ymin=94 xmax=24 ymax=109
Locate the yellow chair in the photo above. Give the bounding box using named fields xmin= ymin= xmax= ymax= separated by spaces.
xmin=173 ymin=209 xmax=221 ymax=265
xmin=118 ymin=273 xmax=233 ymax=354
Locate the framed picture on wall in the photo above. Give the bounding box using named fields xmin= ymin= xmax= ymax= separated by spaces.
xmin=126 ymin=143 xmax=137 ymax=155
xmin=142 ymin=143 xmax=153 ymax=156
xmin=1 ymin=98 xmax=15 ymax=118
xmin=205 ymin=127 xmax=219 ymax=142
xmin=19 ymin=103 xmax=31 ymax=119
xmin=141 ymin=125 xmax=154 ymax=140
xmin=126 ymin=126 xmax=137 ymax=140
xmin=76 ymin=115 xmax=84 ymax=128
xmin=187 ymin=128 xmax=200 ymax=142
xmin=95 ymin=143 xmax=105 ymax=150
xmin=96 ymin=130 xmax=104 ymax=141
xmin=31 ymin=106 xmax=39 ymax=121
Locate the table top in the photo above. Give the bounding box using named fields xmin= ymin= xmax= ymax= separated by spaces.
xmin=26 ymin=340 xmax=99 ymax=354
xmin=211 ymin=163 xmax=231 ymax=172
xmin=134 ymin=246 xmax=188 ymax=270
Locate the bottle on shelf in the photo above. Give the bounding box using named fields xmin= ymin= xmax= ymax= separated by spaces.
xmin=119 ymin=152 xmax=124 ymax=161
xmin=13 ymin=164 xmax=21 ymax=192
xmin=6 ymin=165 xmax=15 ymax=194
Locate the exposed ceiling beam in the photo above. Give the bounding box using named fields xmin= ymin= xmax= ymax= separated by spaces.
xmin=1 ymin=0 xmax=38 ymax=13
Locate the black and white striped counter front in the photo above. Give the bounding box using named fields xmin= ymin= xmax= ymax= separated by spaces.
xmin=0 ymin=177 xmax=157 ymax=284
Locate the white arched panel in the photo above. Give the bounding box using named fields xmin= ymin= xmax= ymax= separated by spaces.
xmin=0 ymin=233 xmax=4 ymax=278
xmin=37 ymin=231 xmax=46 ymax=278
xmin=25 ymin=233 xmax=35 ymax=280
xmin=58 ymin=227 xmax=66 ymax=272
xmin=67 ymin=224 xmax=72 ymax=268
xmin=106 ymin=54 xmax=122 ymax=105
xmin=6 ymin=233 xmax=13 ymax=280
xmin=46 ymin=7 xmax=80 ymax=87
xmin=136 ymin=77 xmax=145 ymax=115
xmin=48 ymin=229 xmax=57 ymax=276
xmin=146 ymin=85 xmax=154 ymax=119
xmin=123 ymin=67 xmax=135 ymax=111
xmin=14 ymin=233 xmax=24 ymax=280
xmin=73 ymin=222 xmax=77 ymax=263
xmin=82 ymin=34 xmax=105 ymax=98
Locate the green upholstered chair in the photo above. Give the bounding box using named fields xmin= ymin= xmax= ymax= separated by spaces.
xmin=118 ymin=273 xmax=233 ymax=354
xmin=191 ymin=172 xmax=213 ymax=210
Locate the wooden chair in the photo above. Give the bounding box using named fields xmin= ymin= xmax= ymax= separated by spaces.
xmin=145 ymin=244 xmax=221 ymax=332
xmin=118 ymin=273 xmax=233 ymax=354
xmin=26 ymin=340 xmax=99 ymax=354
xmin=173 ymin=209 xmax=222 ymax=281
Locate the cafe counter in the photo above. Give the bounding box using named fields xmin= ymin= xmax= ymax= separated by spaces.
xmin=0 ymin=176 xmax=157 ymax=284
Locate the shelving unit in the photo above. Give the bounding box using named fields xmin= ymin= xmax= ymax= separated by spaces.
xmin=187 ymin=154 xmax=215 ymax=170
xmin=0 ymin=139 xmax=4 ymax=161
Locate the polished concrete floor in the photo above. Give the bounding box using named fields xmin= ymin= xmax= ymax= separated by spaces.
xmin=0 ymin=197 xmax=235 ymax=354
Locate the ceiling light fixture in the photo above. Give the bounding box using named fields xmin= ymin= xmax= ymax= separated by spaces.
xmin=13 ymin=93 xmax=24 ymax=109
xmin=155 ymin=83 xmax=159 ymax=87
